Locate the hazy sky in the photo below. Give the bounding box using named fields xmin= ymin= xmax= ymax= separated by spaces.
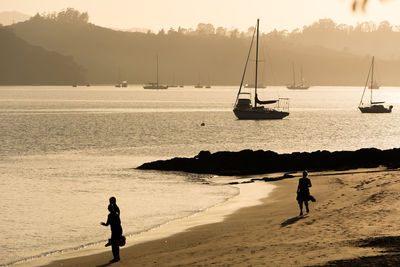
xmin=1 ymin=0 xmax=400 ymax=32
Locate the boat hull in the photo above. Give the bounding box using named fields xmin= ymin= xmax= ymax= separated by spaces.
xmin=359 ymin=105 xmax=392 ymax=113
xmin=287 ymin=85 xmax=309 ymax=90
xmin=233 ymin=108 xmax=289 ymax=120
xmin=143 ymin=85 xmax=168 ymax=89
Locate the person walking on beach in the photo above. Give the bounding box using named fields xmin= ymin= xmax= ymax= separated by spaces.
xmin=101 ymin=205 xmax=123 ymax=263
xmin=296 ymin=171 xmax=313 ymax=216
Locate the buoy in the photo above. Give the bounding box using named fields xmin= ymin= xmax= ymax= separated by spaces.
xmin=200 ymin=122 xmax=205 ymax=126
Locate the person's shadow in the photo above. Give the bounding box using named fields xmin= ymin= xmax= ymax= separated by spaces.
xmin=281 ymin=215 xmax=307 ymax=227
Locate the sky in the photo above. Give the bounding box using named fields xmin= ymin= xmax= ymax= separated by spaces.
xmin=1 ymin=0 xmax=400 ymax=32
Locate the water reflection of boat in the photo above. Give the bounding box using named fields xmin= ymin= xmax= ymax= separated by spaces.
xmin=233 ymin=19 xmax=289 ymax=120
xmin=359 ymin=56 xmax=392 ymax=113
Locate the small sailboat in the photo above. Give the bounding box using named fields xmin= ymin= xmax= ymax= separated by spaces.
xmin=144 ymin=55 xmax=168 ymax=89
xmin=114 ymin=68 xmax=127 ymax=87
xmin=205 ymin=75 xmax=211 ymax=88
xmin=194 ymin=73 xmax=203 ymax=88
xmin=287 ymin=63 xmax=309 ymax=90
xmin=359 ymin=56 xmax=392 ymax=113
xmin=233 ymin=19 xmax=289 ymax=120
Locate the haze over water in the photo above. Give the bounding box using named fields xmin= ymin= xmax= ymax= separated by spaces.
xmin=1 ymin=85 xmax=399 ymax=265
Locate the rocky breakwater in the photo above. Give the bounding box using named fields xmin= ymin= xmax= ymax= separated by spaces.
xmin=137 ymin=148 xmax=400 ymax=175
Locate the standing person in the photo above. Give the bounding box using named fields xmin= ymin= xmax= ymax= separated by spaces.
xmin=101 ymin=205 xmax=123 ymax=263
xmin=109 ymin=196 xmax=120 ymax=216
xmin=296 ymin=171 xmax=312 ymax=216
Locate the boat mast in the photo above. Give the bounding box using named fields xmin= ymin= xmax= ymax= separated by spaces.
xmin=292 ymin=62 xmax=295 ymax=86
xmin=254 ymin=18 xmax=259 ymax=107
xmin=300 ymin=66 xmax=303 ymax=85
xmin=235 ymin=25 xmax=256 ymax=106
xmin=359 ymin=58 xmax=372 ymax=107
xmin=156 ymin=54 xmax=159 ymax=86
xmin=370 ymin=56 xmax=374 ymax=104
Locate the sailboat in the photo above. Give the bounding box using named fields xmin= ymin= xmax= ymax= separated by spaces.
xmin=205 ymin=75 xmax=211 ymax=88
xmin=233 ymin=19 xmax=289 ymax=120
xmin=194 ymin=74 xmax=203 ymax=88
xmin=143 ymin=55 xmax=168 ymax=89
xmin=115 ymin=68 xmax=128 ymax=87
xmin=287 ymin=63 xmax=309 ymax=90
xmin=359 ymin=56 xmax=392 ymax=113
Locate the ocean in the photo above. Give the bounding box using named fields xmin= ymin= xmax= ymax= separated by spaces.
xmin=0 ymin=85 xmax=399 ymax=265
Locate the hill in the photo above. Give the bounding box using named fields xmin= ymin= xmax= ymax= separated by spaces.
xmin=0 ymin=27 xmax=86 ymax=85
xmin=8 ymin=9 xmax=400 ymax=85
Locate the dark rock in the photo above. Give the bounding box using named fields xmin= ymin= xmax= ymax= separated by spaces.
xmin=136 ymin=147 xmax=400 ymax=176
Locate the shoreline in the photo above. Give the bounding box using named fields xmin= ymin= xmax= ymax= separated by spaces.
xmin=15 ymin=177 xmax=275 ymax=267
xmin=17 ymin=168 xmax=400 ymax=266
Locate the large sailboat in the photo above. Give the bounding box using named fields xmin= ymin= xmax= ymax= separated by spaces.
xmin=359 ymin=56 xmax=392 ymax=113
xmin=143 ymin=55 xmax=168 ymax=89
xmin=233 ymin=19 xmax=289 ymax=120
xmin=287 ymin=63 xmax=309 ymax=90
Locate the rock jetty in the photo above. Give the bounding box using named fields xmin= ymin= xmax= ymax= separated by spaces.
xmin=137 ymin=148 xmax=400 ymax=175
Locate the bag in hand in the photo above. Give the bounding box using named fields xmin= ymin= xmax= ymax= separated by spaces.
xmin=308 ymin=195 xmax=316 ymax=202
xmin=119 ymin=235 xmax=126 ymax=247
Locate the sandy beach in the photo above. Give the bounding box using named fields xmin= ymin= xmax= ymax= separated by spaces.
xmin=35 ymin=168 xmax=400 ymax=266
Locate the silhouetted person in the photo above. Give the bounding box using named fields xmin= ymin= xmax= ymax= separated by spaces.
xmin=109 ymin=196 xmax=120 ymax=216
xmin=296 ymin=171 xmax=312 ymax=216
xmin=101 ymin=205 xmax=122 ymax=263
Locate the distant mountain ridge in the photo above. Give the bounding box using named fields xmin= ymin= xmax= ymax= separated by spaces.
xmin=0 ymin=11 xmax=30 ymax=25
xmin=7 ymin=10 xmax=400 ymax=85
xmin=0 ymin=27 xmax=86 ymax=85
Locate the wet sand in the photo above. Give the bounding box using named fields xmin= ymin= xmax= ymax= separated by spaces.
xmin=39 ymin=168 xmax=400 ymax=266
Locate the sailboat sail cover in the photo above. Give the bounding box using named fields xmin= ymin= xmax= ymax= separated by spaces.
xmin=255 ymin=94 xmax=277 ymax=105
xmin=371 ymin=101 xmax=385 ymax=104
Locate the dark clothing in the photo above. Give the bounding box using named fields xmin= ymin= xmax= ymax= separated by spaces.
xmin=106 ymin=213 xmax=122 ymax=234
xmin=105 ymin=212 xmax=122 ymax=260
xmin=113 ymin=204 xmax=120 ymax=216
xmin=108 ymin=203 xmax=120 ymax=216
xmin=297 ymin=177 xmax=312 ymax=202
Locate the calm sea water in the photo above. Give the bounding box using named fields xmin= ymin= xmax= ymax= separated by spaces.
xmin=1 ymin=85 xmax=399 ymax=265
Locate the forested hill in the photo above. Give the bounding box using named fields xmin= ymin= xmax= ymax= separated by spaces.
xmin=0 ymin=27 xmax=86 ymax=85
xmin=8 ymin=9 xmax=400 ymax=85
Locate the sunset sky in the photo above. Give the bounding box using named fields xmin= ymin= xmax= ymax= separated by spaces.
xmin=1 ymin=0 xmax=400 ymax=32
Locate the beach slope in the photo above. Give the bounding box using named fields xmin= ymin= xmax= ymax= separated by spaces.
xmin=45 ymin=169 xmax=400 ymax=266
